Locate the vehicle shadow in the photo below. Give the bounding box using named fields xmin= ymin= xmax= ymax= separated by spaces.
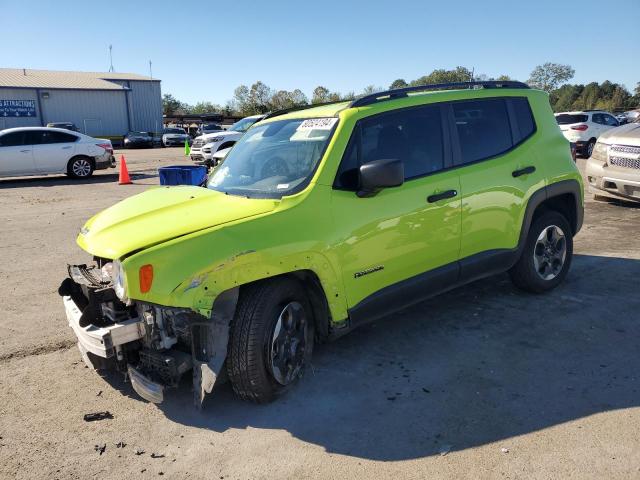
xmin=129 ymin=254 xmax=640 ymax=460
xmin=0 ymin=171 xmax=156 ymax=188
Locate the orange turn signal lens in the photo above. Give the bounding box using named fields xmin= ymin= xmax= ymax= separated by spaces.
xmin=139 ymin=264 xmax=154 ymax=293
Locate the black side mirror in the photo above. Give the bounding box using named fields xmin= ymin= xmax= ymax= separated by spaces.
xmin=357 ymin=158 xmax=404 ymax=198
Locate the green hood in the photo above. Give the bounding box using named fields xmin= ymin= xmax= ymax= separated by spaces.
xmin=77 ymin=186 xmax=278 ymax=259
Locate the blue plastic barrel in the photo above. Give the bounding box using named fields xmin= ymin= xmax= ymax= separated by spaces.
xmin=158 ymin=165 xmax=207 ymax=186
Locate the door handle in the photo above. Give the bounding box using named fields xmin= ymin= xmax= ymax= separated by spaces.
xmin=512 ymin=166 xmax=536 ymax=177
xmin=20 ymin=149 xmax=30 ymax=153
xmin=62 ymin=146 xmax=72 ymax=149
xmin=427 ymin=189 xmax=458 ymax=203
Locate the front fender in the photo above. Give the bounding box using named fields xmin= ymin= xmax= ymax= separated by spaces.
xmin=121 ymin=187 xmax=348 ymax=323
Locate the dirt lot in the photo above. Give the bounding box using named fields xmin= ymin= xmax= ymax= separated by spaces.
xmin=1 ymin=148 xmax=639 ymax=479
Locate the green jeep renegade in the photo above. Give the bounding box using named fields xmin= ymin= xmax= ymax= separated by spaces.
xmin=59 ymin=81 xmax=583 ymax=406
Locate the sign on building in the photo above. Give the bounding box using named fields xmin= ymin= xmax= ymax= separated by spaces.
xmin=0 ymin=100 xmax=37 ymax=117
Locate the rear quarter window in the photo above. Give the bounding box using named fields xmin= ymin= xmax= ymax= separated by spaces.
xmin=510 ymin=97 xmax=536 ymax=144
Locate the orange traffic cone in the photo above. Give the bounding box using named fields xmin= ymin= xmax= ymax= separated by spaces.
xmin=118 ymin=154 xmax=132 ymax=185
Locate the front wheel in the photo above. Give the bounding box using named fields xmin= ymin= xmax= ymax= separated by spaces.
xmin=67 ymin=156 xmax=94 ymax=179
xmin=227 ymin=277 xmax=314 ymax=403
xmin=509 ymin=211 xmax=573 ymax=293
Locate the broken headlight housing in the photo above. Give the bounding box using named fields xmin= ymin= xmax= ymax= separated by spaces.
xmin=111 ymin=260 xmax=128 ymax=303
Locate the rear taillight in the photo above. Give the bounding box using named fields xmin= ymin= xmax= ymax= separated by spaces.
xmin=97 ymin=143 xmax=113 ymax=153
xmin=570 ymin=124 xmax=588 ymax=131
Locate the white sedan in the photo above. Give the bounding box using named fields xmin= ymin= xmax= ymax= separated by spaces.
xmin=0 ymin=127 xmax=115 ymax=179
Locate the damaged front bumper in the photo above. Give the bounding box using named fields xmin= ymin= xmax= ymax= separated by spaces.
xmin=63 ymin=294 xmax=145 ymax=365
xmin=60 ymin=263 xmax=236 ymax=407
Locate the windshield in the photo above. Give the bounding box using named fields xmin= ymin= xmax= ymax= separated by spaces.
xmin=202 ymin=124 xmax=222 ymax=131
xmin=207 ymin=117 xmax=337 ymax=199
xmin=164 ymin=128 xmax=185 ymax=134
xmin=229 ymin=117 xmax=260 ymax=133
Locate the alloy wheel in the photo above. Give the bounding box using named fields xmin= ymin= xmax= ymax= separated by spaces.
xmin=269 ymin=301 xmax=308 ymax=385
xmin=533 ymin=225 xmax=567 ymax=281
xmin=72 ymin=159 xmax=92 ymax=177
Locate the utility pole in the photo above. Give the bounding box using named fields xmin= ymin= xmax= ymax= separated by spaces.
xmin=108 ymin=45 xmax=114 ymax=72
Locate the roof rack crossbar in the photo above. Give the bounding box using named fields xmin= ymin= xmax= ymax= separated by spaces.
xmin=350 ymin=81 xmax=530 ymax=107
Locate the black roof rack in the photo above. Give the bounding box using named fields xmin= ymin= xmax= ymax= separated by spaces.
xmin=350 ymin=81 xmax=530 ymax=107
xmin=262 ymin=99 xmax=351 ymax=120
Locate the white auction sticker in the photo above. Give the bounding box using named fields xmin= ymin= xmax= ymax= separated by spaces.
xmin=297 ymin=118 xmax=338 ymax=131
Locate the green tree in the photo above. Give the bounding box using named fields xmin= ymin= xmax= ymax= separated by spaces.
xmin=269 ymin=89 xmax=309 ymax=111
xmin=410 ymin=66 xmax=473 ymax=86
xmin=527 ymin=62 xmax=575 ymax=92
xmin=248 ymin=81 xmax=273 ymax=113
xmin=232 ymin=85 xmax=251 ymax=115
xmin=190 ymin=101 xmax=222 ymax=114
xmin=312 ymin=86 xmax=330 ymax=104
xmin=162 ymin=93 xmax=184 ymax=115
xmin=390 ymin=78 xmax=408 ymax=89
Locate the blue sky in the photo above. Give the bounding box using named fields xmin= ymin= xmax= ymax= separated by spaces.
xmin=1 ymin=0 xmax=638 ymax=105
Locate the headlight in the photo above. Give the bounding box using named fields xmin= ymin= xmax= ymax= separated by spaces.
xmin=111 ymin=260 xmax=128 ymax=302
xmin=207 ymin=136 xmax=224 ymax=145
xmin=592 ymin=142 xmax=609 ymax=162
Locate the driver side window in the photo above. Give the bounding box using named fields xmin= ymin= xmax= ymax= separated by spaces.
xmin=334 ymin=104 xmax=445 ymax=190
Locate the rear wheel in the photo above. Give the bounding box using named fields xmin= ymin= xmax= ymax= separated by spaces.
xmin=509 ymin=211 xmax=573 ymax=293
xmin=67 ymin=156 xmax=94 ymax=178
xmin=227 ymin=277 xmax=314 ymax=403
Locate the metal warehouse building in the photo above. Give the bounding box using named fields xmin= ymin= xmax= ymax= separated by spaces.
xmin=0 ymin=68 xmax=162 ymax=140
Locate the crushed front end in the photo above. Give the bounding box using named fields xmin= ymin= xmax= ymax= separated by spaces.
xmin=59 ymin=260 xmax=227 ymax=406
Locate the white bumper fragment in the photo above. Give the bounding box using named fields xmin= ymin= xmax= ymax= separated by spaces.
xmin=63 ymin=295 xmax=146 ymax=364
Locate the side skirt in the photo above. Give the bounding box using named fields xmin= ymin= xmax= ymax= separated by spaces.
xmin=341 ymin=249 xmax=518 ymax=336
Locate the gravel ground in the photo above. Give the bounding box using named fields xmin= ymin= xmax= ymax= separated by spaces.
xmin=1 ymin=149 xmax=639 ymax=479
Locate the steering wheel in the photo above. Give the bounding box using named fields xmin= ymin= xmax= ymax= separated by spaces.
xmin=260 ymin=156 xmax=289 ymax=178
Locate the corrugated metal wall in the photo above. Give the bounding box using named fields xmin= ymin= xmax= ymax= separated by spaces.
xmin=1 ymin=79 xmax=162 ymax=135
xmin=0 ymin=88 xmax=41 ymax=129
xmin=40 ymin=89 xmax=129 ymax=136
xmin=110 ymin=80 xmax=163 ymax=133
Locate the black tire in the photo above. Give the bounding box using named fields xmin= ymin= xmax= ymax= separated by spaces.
xmin=227 ymin=277 xmax=314 ymax=403
xmin=509 ymin=210 xmax=573 ymax=293
xmin=66 ymin=156 xmax=94 ymax=179
xmin=585 ymin=139 xmax=596 ymax=158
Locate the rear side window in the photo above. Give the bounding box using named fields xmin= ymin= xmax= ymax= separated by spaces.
xmin=556 ymin=114 xmax=588 ymax=125
xmin=510 ymin=97 xmax=536 ymax=144
xmin=40 ymin=131 xmax=78 ymax=143
xmin=334 ymin=104 xmax=444 ymax=189
xmin=453 ymin=99 xmax=512 ymax=164
xmin=0 ymin=132 xmax=26 ymax=147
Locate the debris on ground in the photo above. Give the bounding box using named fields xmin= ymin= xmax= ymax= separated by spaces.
xmin=151 ymin=453 xmax=165 ymax=458
xmin=96 ymin=391 xmax=103 ymax=397
xmin=135 ymin=448 xmax=145 ymax=455
xmin=115 ymin=441 xmax=126 ymax=448
xmin=501 ymin=447 xmax=509 ymax=454
xmin=94 ymin=444 xmax=106 ymax=455
xmin=439 ymin=444 xmax=453 ymax=456
xmin=83 ymin=411 xmax=113 ymax=422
